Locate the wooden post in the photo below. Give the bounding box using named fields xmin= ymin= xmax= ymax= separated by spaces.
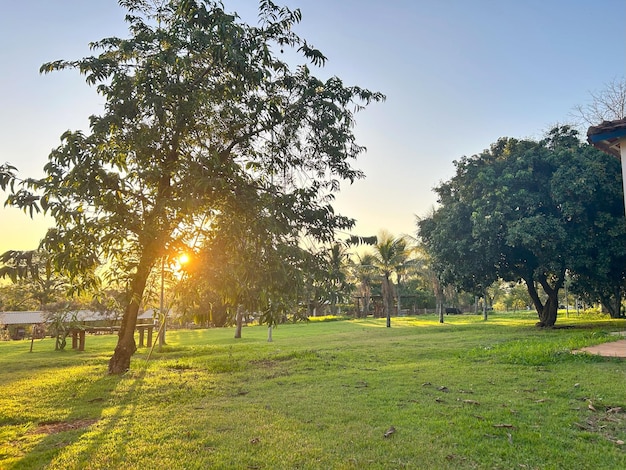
xmin=78 ymin=330 xmax=85 ymax=351
xmin=146 ymin=326 xmax=153 ymax=348
xmin=138 ymin=327 xmax=145 ymax=347
xmin=72 ymin=330 xmax=79 ymax=349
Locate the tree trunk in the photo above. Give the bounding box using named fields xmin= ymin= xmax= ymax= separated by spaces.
xmin=601 ymin=287 xmax=623 ymax=318
xmin=383 ymin=273 xmax=392 ymax=327
xmin=234 ymin=306 xmax=243 ymax=339
xmin=538 ymin=292 xmax=559 ymax=327
xmin=482 ymin=289 xmax=488 ymax=321
xmin=526 ymin=273 xmax=563 ymax=328
xmin=396 ymin=276 xmax=402 ymax=317
xmin=108 ymin=259 xmax=151 ymax=374
xmin=109 ymin=301 xmax=141 ymax=374
xmin=267 ymin=325 xmax=273 ymax=342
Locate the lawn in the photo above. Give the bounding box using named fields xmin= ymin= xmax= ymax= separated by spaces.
xmin=1 ymin=312 xmax=625 ymax=469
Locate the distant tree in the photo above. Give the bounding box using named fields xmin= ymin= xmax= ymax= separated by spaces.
xmin=43 ymin=301 xmax=83 ymax=351
xmin=351 ymin=252 xmax=377 ymax=317
xmin=0 ymin=250 xmax=72 ymax=309
xmin=189 ymin=191 xmax=307 ymax=340
xmin=418 ymin=126 xmax=625 ymax=327
xmin=572 ymin=77 xmax=626 ymax=127
xmin=0 ymin=1 xmax=383 ymax=373
xmin=0 ymin=283 xmax=40 ymax=312
xmin=371 ymin=231 xmax=410 ymax=327
xmin=319 ymin=243 xmax=352 ymax=315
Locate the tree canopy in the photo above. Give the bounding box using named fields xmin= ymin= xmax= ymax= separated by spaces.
xmin=0 ymin=0 xmax=383 ymax=373
xmin=418 ymin=126 xmax=626 ymax=326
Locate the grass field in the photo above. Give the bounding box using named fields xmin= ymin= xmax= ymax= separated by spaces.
xmin=1 ymin=312 xmax=625 ymax=469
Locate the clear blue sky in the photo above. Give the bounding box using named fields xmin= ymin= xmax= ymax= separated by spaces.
xmin=1 ymin=0 xmax=624 ymax=253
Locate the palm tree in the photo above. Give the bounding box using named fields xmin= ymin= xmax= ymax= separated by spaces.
xmin=371 ymin=231 xmax=412 ymax=327
xmin=323 ymin=243 xmax=351 ymax=315
xmin=390 ymin=237 xmax=418 ymax=317
xmin=352 ymin=252 xmax=377 ymax=317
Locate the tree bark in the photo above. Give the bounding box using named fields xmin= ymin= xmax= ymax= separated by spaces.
xmin=537 ymin=292 xmax=559 ymax=327
xmin=383 ymin=273 xmax=392 ymax=327
xmin=482 ymin=289 xmax=488 ymax=321
xmin=525 ymin=273 xmax=563 ymax=328
xmin=108 ymin=259 xmax=151 ymax=374
xmin=601 ymin=287 xmax=623 ymax=318
xmin=396 ymin=276 xmax=402 ymax=317
xmin=234 ymin=306 xmax=243 ymax=339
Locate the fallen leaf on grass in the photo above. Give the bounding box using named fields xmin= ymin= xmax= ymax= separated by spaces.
xmin=437 ymin=386 xmax=449 ymax=392
xmin=493 ymin=424 xmax=516 ymax=429
xmin=250 ymin=437 xmax=260 ymax=444
xmin=615 ymin=440 xmax=624 ymax=445
xmin=422 ymin=382 xmax=432 ymax=386
xmin=607 ymin=407 xmax=623 ymax=413
xmin=435 ymin=397 xmax=445 ymax=403
xmin=588 ymin=403 xmax=597 ymax=412
xmin=462 ymin=400 xmax=480 ymax=405
xmin=383 ymin=426 xmax=396 ymax=438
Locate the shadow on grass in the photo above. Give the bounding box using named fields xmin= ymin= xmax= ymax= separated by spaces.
xmin=6 ymin=367 xmax=147 ymax=469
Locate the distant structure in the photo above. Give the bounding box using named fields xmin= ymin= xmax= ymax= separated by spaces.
xmin=0 ymin=310 xmax=154 ymax=341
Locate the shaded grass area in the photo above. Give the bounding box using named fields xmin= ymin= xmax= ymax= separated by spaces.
xmin=0 ymin=313 xmax=624 ymax=469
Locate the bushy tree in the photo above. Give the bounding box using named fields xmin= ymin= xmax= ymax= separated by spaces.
xmin=0 ymin=0 xmax=383 ymax=373
xmin=418 ymin=126 xmax=625 ymax=326
xmin=0 ymin=250 xmax=73 ymax=309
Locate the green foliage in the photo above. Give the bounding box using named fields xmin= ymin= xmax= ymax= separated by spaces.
xmin=419 ymin=126 xmax=626 ymax=326
xmin=2 ymin=0 xmax=383 ymax=372
xmin=0 ymin=250 xmax=76 ymax=309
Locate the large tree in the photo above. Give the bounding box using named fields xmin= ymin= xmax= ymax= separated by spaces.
xmin=418 ymin=126 xmax=625 ymax=327
xmin=0 ymin=0 xmax=383 ymax=373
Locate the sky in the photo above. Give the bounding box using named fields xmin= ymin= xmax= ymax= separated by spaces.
xmin=1 ymin=0 xmax=624 ymax=255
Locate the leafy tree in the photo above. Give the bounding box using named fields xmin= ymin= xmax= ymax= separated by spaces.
xmin=186 ymin=189 xmax=308 ymax=340
xmin=43 ymin=301 xmax=84 ymax=351
xmin=418 ymin=126 xmax=625 ymax=327
xmin=0 ymin=250 xmax=72 ymax=309
xmin=557 ymin=150 xmax=626 ymax=317
xmin=0 ymin=1 xmax=383 ymax=373
xmin=0 ymin=282 xmax=40 ymax=312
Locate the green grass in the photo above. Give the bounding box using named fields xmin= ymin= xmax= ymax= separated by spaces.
xmin=1 ymin=312 xmax=625 ymax=469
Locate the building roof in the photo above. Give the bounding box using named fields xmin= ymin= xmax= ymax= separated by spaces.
xmin=1 ymin=310 xmax=154 ymax=325
xmin=587 ymin=118 xmax=626 ymax=158
xmin=0 ymin=311 xmax=44 ymax=325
